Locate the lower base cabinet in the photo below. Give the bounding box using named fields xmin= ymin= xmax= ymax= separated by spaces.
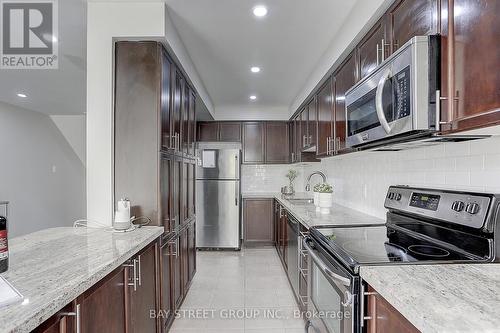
xmin=161 ymin=220 xmax=197 ymax=332
xmin=365 ymin=285 xmax=419 ymax=333
xmin=243 ymin=198 xmax=274 ymax=246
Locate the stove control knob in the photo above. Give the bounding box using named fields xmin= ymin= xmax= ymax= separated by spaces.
xmin=465 ymin=203 xmax=480 ymax=215
xmin=396 ymin=193 xmax=402 ymax=201
xmin=451 ymin=201 xmax=465 ymax=212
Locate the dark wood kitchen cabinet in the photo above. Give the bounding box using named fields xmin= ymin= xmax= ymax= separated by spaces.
xmin=304 ymin=98 xmax=317 ymax=149
xmin=33 ymin=303 xmax=76 ymax=333
xmin=197 ymin=122 xmax=219 ymax=141
xmin=160 ymin=239 xmax=175 ymax=331
xmin=333 ymin=51 xmax=357 ymax=153
xmin=357 ymin=18 xmax=385 ymax=80
xmin=242 ymin=122 xmax=265 ymax=164
xmin=316 ymin=78 xmax=334 ymax=157
xmin=219 ymin=122 xmax=242 ymax=141
xmin=274 ymin=201 xmax=287 ymax=267
xmin=365 ymin=285 xmax=419 ymax=333
xmin=187 ymin=222 xmax=197 ymax=282
xmin=386 ymin=0 xmax=438 ymax=54
xmin=128 ymin=243 xmax=159 ymax=333
xmin=440 ymin=0 xmax=500 ymax=132
xmin=78 ymin=266 xmax=127 ymax=333
xmin=243 ymin=198 xmax=274 ymax=245
xmin=265 ymin=122 xmax=289 ymax=163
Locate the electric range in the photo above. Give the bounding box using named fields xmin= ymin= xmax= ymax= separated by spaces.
xmin=303 ymin=186 xmax=500 ymax=333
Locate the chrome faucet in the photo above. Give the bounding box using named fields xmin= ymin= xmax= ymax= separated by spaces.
xmin=305 ymin=171 xmax=327 ymax=191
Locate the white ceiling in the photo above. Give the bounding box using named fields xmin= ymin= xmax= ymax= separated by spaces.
xmin=0 ymin=0 xmax=87 ymax=115
xmin=166 ymin=0 xmax=357 ymax=117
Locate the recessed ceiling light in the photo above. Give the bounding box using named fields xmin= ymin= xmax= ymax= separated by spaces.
xmin=17 ymin=93 xmax=27 ymax=98
xmin=249 ymin=95 xmax=257 ymax=100
xmin=250 ymin=66 xmax=261 ymax=73
xmin=253 ymin=5 xmax=268 ymax=17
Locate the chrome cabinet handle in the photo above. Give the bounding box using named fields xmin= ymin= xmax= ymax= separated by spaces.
xmin=137 ymin=255 xmax=142 ymax=286
xmin=326 ymin=136 xmax=330 ymax=155
xmin=335 ymin=137 xmax=341 ymax=153
xmin=381 ymin=38 xmax=385 ymax=62
xmin=302 ymin=238 xmax=351 ymax=286
xmin=303 ymin=135 xmax=307 ymax=147
xmin=167 ymin=239 xmax=179 ymax=258
xmin=375 ymin=68 xmax=392 ymax=134
xmin=60 ymin=303 xmax=81 ymax=333
xmin=123 ymin=260 xmax=138 ymax=291
xmin=341 ymin=290 xmax=353 ymax=307
xmin=376 ymin=43 xmax=380 ymax=65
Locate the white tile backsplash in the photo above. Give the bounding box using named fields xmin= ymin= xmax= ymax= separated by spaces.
xmin=241 ymin=164 xmax=308 ymax=193
xmin=305 ymin=135 xmax=500 ymax=219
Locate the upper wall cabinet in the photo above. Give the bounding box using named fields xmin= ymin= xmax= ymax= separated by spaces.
xmin=242 ymin=122 xmax=265 ymax=164
xmin=316 ymin=78 xmax=334 ymax=157
xmin=357 ymin=18 xmax=385 ymax=80
xmin=197 ymin=122 xmax=219 ymax=141
xmin=441 ymin=0 xmax=500 ymax=132
xmin=265 ymin=122 xmax=289 ymax=164
xmin=197 ymin=121 xmax=242 ymax=142
xmin=386 ymin=0 xmax=438 ymax=54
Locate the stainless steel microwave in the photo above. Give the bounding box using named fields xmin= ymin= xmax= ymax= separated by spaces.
xmin=345 ymin=35 xmax=440 ymax=148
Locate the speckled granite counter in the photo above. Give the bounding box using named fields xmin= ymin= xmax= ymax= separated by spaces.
xmin=360 ymin=264 xmax=500 ymax=333
xmin=242 ymin=192 xmax=384 ymax=228
xmin=0 ymin=226 xmax=163 ymax=333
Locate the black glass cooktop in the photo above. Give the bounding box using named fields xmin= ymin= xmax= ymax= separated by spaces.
xmin=310 ymin=220 xmax=490 ymax=273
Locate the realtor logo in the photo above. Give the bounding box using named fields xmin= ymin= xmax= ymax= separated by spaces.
xmin=1 ymin=0 xmax=58 ymax=69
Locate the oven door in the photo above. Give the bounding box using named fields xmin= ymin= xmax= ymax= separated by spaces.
xmin=303 ymin=237 xmax=358 ymax=333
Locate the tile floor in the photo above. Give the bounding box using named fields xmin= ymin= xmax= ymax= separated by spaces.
xmin=169 ymin=247 xmax=306 ymax=333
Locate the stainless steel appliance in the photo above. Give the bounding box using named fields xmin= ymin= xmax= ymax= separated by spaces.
xmin=195 ymin=143 xmax=241 ymax=249
xmin=304 ymin=186 xmax=500 ymax=333
xmin=345 ymin=36 xmax=440 ymax=148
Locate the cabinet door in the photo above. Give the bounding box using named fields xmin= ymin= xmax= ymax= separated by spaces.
xmin=79 ymin=267 xmax=126 ymax=333
xmin=316 ymin=78 xmax=334 ymax=156
xmin=294 ymin=115 xmax=302 ymax=162
xmin=265 ymin=122 xmax=289 ymax=163
xmin=243 ymin=199 xmax=274 ymax=244
xmin=281 ymin=210 xmax=288 ymax=267
xmin=197 ymin=122 xmax=219 ymax=141
xmin=172 ymin=235 xmax=183 ymax=308
xmin=160 ymin=241 xmax=175 ymax=331
xmin=306 ymin=98 xmax=317 ymax=148
xmin=449 ymin=0 xmax=500 ymax=131
xmin=187 ymin=163 xmax=195 ymax=219
xmin=386 ymin=0 xmax=438 ymax=53
xmin=182 ymin=84 xmax=191 ymax=155
xmin=188 ymin=91 xmax=196 ymax=156
xmin=160 ymin=156 xmax=173 ymax=234
xmin=188 ymin=223 xmax=196 ymax=283
xmin=357 ymin=19 xmax=385 ymax=80
xmin=33 ymin=303 xmax=76 ymax=333
xmin=172 ymin=70 xmax=184 ymax=151
xmin=161 ymin=50 xmax=173 ymax=150
xmin=334 ymin=52 xmax=356 ymax=153
xmin=172 ymin=158 xmax=181 ymax=230
xmin=365 ymin=285 xmax=419 ymax=333
xmin=182 ymin=162 xmax=188 ymax=225
xmin=181 ymin=228 xmax=189 ymax=294
xmin=129 ymin=243 xmax=158 ymax=333
xmin=242 ymin=122 xmax=265 ymax=164
xmin=219 ymin=122 xmax=242 ymax=142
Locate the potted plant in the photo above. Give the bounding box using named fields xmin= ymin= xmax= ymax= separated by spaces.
xmin=314 ymin=183 xmax=333 ymax=214
xmin=283 ymin=169 xmax=298 ymax=195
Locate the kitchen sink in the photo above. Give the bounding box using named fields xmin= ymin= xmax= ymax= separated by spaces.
xmin=287 ymin=198 xmax=314 ymax=205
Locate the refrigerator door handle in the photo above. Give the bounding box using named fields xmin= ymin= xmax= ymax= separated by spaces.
xmin=234 ymin=154 xmax=239 ymax=178
xmin=235 ymin=182 xmax=239 ymax=206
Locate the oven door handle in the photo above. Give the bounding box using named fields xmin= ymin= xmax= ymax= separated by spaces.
xmin=303 ymin=238 xmax=351 ymax=287
xmin=375 ymin=68 xmax=393 ymax=134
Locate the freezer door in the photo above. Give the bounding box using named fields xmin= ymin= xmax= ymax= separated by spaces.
xmin=196 ymin=179 xmax=240 ymax=248
xmin=196 ymin=149 xmax=240 ymax=180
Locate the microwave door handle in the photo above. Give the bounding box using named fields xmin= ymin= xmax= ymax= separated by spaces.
xmin=302 ymin=238 xmax=351 ymax=287
xmin=375 ymin=68 xmax=392 ymax=134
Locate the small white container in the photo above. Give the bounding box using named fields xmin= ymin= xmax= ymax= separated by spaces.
xmin=313 ymin=192 xmax=320 ymax=211
xmin=318 ymin=192 xmax=333 ymax=214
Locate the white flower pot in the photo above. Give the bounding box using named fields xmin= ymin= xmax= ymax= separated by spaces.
xmin=318 ymin=192 xmax=333 ymax=214
xmin=313 ymin=192 xmax=321 ymax=211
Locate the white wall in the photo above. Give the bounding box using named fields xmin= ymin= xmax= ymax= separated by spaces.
xmin=290 ymin=0 xmax=390 ymax=115
xmin=51 ymin=115 xmax=86 ymax=165
xmin=87 ymin=1 xmax=213 ymax=226
xmin=306 ymin=136 xmax=500 ymax=219
xmin=0 ymin=102 xmax=86 ymax=237
xmin=216 ymin=106 xmax=290 ymax=121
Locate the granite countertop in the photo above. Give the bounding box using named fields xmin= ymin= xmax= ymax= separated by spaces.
xmin=360 ymin=264 xmax=500 ymax=333
xmin=0 ymin=226 xmax=163 ymax=333
xmin=242 ymin=192 xmax=384 ymax=228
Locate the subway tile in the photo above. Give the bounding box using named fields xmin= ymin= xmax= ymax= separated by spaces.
xmin=444 ymin=171 xmax=470 ymax=186
xmin=455 ymin=155 xmax=484 ymax=171
xmin=471 ymin=171 xmax=500 ymax=187
xmin=484 ymin=154 xmax=500 ymax=170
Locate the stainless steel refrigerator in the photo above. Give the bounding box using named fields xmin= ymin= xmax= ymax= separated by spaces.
xmin=195 ymin=143 xmax=241 ymax=250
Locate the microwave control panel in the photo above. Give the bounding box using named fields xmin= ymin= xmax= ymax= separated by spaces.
xmin=394 ymin=66 xmax=411 ymax=119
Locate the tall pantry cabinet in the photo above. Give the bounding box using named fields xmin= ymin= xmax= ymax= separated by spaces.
xmin=114 ymin=41 xmax=197 ymax=332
